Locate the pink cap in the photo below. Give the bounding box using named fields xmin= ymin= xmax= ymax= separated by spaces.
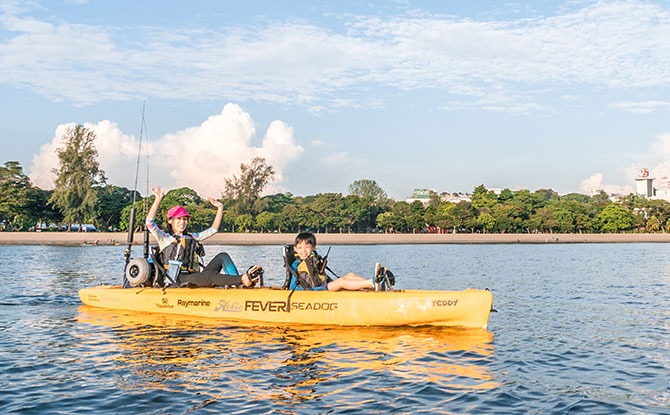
xmin=167 ymin=205 xmax=191 ymax=219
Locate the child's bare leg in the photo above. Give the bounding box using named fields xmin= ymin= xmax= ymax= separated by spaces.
xmin=340 ymin=272 xmax=367 ymax=281
xmin=327 ymin=275 xmax=374 ymax=291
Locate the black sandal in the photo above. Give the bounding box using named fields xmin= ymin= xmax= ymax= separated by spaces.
xmin=383 ymin=268 xmax=395 ymax=290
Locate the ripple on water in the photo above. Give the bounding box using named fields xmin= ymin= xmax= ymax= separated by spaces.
xmin=1 ymin=244 xmax=669 ymax=414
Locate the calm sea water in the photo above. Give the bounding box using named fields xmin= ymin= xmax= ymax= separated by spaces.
xmin=1 ymin=242 xmax=668 ymax=414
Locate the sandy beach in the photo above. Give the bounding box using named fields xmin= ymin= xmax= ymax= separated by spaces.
xmin=2 ymin=231 xmax=670 ymax=246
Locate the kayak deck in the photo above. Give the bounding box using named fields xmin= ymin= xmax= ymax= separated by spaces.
xmin=79 ymin=285 xmax=493 ymax=328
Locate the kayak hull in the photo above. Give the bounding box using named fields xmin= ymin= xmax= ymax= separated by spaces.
xmin=78 ymin=285 xmax=493 ymax=328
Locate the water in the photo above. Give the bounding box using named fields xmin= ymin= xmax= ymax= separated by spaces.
xmin=1 ymin=243 xmax=668 ymax=414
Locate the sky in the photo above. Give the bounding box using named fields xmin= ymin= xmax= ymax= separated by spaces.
xmin=1 ymin=0 xmax=670 ymax=200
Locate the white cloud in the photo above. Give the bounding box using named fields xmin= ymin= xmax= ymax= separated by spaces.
xmin=580 ymin=132 xmax=670 ymax=197
xmin=609 ymin=101 xmax=670 ymax=114
xmin=643 ymin=133 xmax=670 ymax=189
xmin=1 ymin=1 xmax=669 ymax=111
xmin=579 ymin=173 xmax=633 ymax=196
xmin=29 ymin=104 xmax=304 ymax=196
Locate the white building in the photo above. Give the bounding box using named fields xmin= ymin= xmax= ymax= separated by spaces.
xmin=405 ymin=188 xmax=471 ymax=205
xmin=634 ymin=168 xmax=670 ymax=202
xmin=405 ymin=188 xmax=436 ymax=205
xmin=635 ymin=168 xmax=654 ymax=197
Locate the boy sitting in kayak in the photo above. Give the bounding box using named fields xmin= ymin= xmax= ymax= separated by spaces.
xmin=287 ymin=232 xmax=394 ymax=291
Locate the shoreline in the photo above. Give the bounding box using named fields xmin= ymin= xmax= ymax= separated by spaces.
xmin=2 ymin=231 xmax=670 ymax=246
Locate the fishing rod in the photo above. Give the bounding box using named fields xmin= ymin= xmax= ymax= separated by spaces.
xmin=123 ymin=102 xmax=149 ymax=287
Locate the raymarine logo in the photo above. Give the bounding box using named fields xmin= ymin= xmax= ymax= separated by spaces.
xmin=177 ymin=299 xmax=211 ymax=308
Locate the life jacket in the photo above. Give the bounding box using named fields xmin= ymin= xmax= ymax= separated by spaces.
xmin=295 ymin=253 xmax=327 ymax=289
xmin=160 ymin=233 xmax=205 ymax=274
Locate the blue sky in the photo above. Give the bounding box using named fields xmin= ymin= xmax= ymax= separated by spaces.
xmin=1 ymin=0 xmax=670 ymax=200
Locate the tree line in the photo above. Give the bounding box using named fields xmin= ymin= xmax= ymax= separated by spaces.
xmin=2 ymin=125 xmax=669 ymax=234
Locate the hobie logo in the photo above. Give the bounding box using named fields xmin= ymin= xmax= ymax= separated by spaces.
xmin=214 ymin=300 xmax=243 ymax=313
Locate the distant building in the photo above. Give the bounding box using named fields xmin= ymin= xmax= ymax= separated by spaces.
xmin=635 ymin=168 xmax=654 ymax=197
xmin=634 ymin=168 xmax=670 ymax=202
xmin=405 ymin=188 xmax=471 ymax=205
xmin=405 ymin=188 xmax=436 ymax=205
xmin=440 ymin=192 xmax=471 ymax=203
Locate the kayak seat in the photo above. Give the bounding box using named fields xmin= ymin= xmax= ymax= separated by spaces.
xmin=149 ymin=245 xmax=176 ymax=288
xmin=281 ymin=245 xmax=299 ymax=290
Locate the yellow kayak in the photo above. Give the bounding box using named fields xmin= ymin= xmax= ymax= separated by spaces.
xmin=78 ymin=285 xmax=493 ymax=328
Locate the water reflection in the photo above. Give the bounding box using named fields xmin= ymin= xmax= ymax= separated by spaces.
xmin=76 ymin=305 xmax=497 ymax=408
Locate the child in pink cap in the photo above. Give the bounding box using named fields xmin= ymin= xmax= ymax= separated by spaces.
xmin=145 ymin=185 xmax=262 ymax=288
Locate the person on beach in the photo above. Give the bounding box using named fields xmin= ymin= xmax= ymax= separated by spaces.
xmin=146 ymin=185 xmax=262 ymax=288
xmin=287 ymin=232 xmax=395 ymax=291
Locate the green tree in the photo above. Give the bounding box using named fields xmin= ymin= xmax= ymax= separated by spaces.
xmin=491 ymin=203 xmax=526 ymax=233
xmin=0 ymin=161 xmax=36 ymax=230
xmin=471 ymin=185 xmax=498 ymax=210
xmin=224 ymin=157 xmax=275 ymax=215
xmin=376 ymin=211 xmax=404 ymax=233
xmin=96 ymin=185 xmax=137 ymax=231
xmin=451 ymin=201 xmax=477 ymax=232
xmin=423 ymin=204 xmax=438 ymax=228
xmin=261 ymin=193 xmax=294 ymax=213
xmin=590 ymin=190 xmax=610 ymax=204
xmin=562 ymin=193 xmax=591 ymax=203
xmin=235 ymin=213 xmax=254 ymax=232
xmin=279 ymin=202 xmax=304 ymax=233
xmin=535 ymin=188 xmax=560 ymax=202
xmin=348 ymin=179 xmax=390 ymax=230
xmin=620 ymin=193 xmax=647 ymax=210
xmin=255 ymin=211 xmax=277 ymax=232
xmin=555 ymin=199 xmax=596 ymax=233
xmin=341 ymin=195 xmax=371 ymax=232
xmin=433 ymin=202 xmax=456 ymax=232
xmin=31 ymin=189 xmax=63 ymax=229
xmin=309 ymin=193 xmax=345 ymax=232
xmin=512 ymin=190 xmax=546 ymax=217
xmin=48 ymin=125 xmax=106 ymax=229
xmin=348 ymin=179 xmax=388 ymax=205
xmin=646 ymin=215 xmax=661 ymax=233
xmin=477 ymin=211 xmax=495 ymax=233
xmin=527 ymin=205 xmax=556 ymax=232
xmin=428 ymin=192 xmax=442 ymax=209
xmin=596 ymin=203 xmax=635 ymax=232
xmin=223 ymin=210 xmax=238 ymax=232
xmin=406 ymin=200 xmax=425 ymax=232
xmin=552 ymin=207 xmax=577 ymax=233
xmin=498 ymin=188 xmax=514 ymax=202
